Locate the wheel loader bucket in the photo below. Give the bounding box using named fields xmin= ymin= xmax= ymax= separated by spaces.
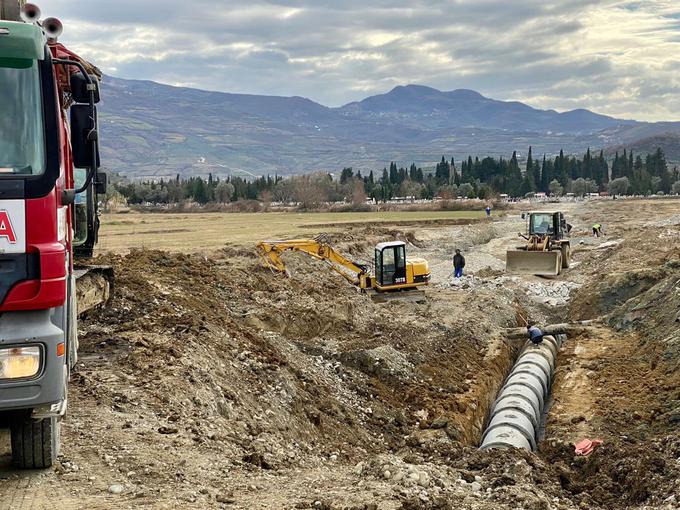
xmin=506 ymin=250 xmax=561 ymax=276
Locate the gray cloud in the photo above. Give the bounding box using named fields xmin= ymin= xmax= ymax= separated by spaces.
xmin=42 ymin=0 xmax=680 ymax=120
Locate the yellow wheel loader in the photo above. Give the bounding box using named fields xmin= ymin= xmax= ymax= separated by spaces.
xmin=256 ymin=237 xmax=430 ymax=301
xmin=506 ymin=211 xmax=571 ymax=276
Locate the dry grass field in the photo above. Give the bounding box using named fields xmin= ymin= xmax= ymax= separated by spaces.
xmin=96 ymin=210 xmax=486 ymax=253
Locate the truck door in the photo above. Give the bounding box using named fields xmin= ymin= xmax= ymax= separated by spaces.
xmin=73 ymin=168 xmax=99 ymax=258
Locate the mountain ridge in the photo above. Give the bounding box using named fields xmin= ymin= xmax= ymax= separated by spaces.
xmin=98 ymin=76 xmax=680 ymax=179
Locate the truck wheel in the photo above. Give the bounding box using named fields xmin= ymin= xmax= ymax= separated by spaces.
xmin=561 ymin=244 xmax=571 ymax=269
xmin=10 ymin=417 xmax=60 ymax=469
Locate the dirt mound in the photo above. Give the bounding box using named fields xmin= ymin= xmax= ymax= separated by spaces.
xmin=570 ymin=224 xmax=679 ymax=321
xmin=8 ymin=199 xmax=678 ymax=509
xmin=540 ymin=436 xmax=680 ymax=508
xmin=63 ymin=248 xmax=521 ymax=506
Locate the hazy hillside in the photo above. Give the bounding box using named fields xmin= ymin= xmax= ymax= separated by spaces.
xmin=339 ymin=85 xmax=630 ymax=133
xmin=605 ymin=133 xmax=680 ymax=162
xmin=98 ymin=77 xmax=680 ymax=179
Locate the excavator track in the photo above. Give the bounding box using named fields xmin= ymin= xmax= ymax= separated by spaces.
xmin=366 ymin=288 xmax=427 ymax=304
xmin=74 ymin=265 xmax=113 ymax=315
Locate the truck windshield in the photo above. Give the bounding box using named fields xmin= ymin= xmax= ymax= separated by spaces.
xmin=530 ymin=214 xmax=555 ymax=235
xmin=0 ymin=58 xmax=45 ymax=176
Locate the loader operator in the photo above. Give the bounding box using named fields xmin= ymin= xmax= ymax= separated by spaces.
xmin=527 ymin=325 xmax=544 ymax=345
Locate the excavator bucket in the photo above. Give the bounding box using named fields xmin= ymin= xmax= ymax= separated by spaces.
xmin=506 ymin=250 xmax=562 ymax=276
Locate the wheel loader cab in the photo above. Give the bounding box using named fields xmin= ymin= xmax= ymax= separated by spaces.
xmin=375 ymin=242 xmax=407 ymax=287
xmin=529 ymin=213 xmax=557 ymax=236
xmin=528 ymin=212 xmax=568 ymax=240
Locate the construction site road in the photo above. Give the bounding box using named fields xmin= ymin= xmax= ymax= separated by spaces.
xmin=0 ymin=198 xmax=678 ymax=509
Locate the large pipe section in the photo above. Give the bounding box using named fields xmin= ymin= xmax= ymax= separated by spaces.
xmin=480 ymin=335 xmax=564 ymax=451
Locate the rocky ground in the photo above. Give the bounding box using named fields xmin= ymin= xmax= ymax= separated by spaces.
xmin=0 ymin=198 xmax=678 ymax=509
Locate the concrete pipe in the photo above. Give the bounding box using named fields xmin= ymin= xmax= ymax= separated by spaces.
xmin=480 ymin=335 xmax=564 ymax=451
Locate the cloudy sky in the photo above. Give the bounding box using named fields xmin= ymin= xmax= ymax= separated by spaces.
xmin=44 ymin=0 xmax=680 ymax=121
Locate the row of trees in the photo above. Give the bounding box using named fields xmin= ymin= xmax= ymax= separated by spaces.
xmin=334 ymin=146 xmax=678 ymax=200
xmin=111 ymin=147 xmax=680 ymax=207
xmin=114 ymin=174 xmax=282 ymax=205
xmin=609 ymin=148 xmax=677 ymax=195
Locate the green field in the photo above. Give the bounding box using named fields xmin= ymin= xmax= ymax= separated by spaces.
xmin=97 ymin=210 xmax=485 ymax=253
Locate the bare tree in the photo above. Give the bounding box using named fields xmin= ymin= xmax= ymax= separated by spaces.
xmin=215 ymin=182 xmax=235 ymax=203
xmin=548 ymin=179 xmax=564 ymax=197
xmin=351 ymin=179 xmax=366 ymax=205
xmin=608 ymin=177 xmax=630 ymax=196
xmin=293 ymin=173 xmax=331 ymax=209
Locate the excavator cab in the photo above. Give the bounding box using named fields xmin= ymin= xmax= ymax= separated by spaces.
xmin=375 ymin=242 xmax=408 ymax=287
xmin=374 ymin=241 xmax=430 ymax=291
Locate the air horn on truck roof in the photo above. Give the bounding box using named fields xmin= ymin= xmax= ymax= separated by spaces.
xmin=19 ymin=3 xmax=63 ymax=42
xmin=19 ymin=2 xmax=40 ymax=23
xmin=42 ymin=16 xmax=62 ymax=41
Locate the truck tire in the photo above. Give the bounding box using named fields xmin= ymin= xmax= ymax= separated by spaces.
xmin=10 ymin=417 xmax=60 ymax=469
xmin=561 ymin=244 xmax=571 ymax=269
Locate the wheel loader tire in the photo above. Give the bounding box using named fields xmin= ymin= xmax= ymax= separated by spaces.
xmin=556 ymin=252 xmax=562 ymax=275
xmin=561 ymin=244 xmax=571 ymax=269
xmin=10 ymin=417 xmax=60 ymax=469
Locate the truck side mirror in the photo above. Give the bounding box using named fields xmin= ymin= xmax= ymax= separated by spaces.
xmin=70 ymin=74 xmax=101 ymax=104
xmin=70 ymin=104 xmax=100 ymax=169
xmin=95 ymin=172 xmax=107 ymax=195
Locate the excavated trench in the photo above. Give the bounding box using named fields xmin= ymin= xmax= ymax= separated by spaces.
xmin=479 ymin=335 xmax=565 ymax=451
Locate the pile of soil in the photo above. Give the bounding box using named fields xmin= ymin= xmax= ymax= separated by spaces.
xmin=4 ymin=199 xmax=679 ymax=509
xmin=62 ymin=247 xmax=520 ymax=507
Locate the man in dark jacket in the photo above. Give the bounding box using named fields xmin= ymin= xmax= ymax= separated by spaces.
xmin=453 ymin=249 xmax=466 ymax=278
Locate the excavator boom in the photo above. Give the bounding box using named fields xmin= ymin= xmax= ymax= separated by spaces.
xmin=257 ymin=237 xmax=429 ymax=301
xmin=257 ymin=239 xmax=369 ymax=288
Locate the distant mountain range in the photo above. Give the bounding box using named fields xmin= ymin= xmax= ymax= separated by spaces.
xmin=98 ymin=78 xmax=680 ymax=179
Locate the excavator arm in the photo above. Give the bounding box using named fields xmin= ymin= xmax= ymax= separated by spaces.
xmin=256 ymin=238 xmax=370 ymax=288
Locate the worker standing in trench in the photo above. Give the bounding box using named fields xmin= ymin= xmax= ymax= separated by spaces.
xmin=527 ymin=324 xmax=544 ymax=345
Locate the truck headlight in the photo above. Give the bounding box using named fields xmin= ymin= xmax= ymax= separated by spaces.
xmin=0 ymin=346 xmax=41 ymax=380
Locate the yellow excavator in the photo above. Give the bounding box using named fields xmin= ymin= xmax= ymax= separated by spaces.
xmin=257 ymin=236 xmax=430 ymax=300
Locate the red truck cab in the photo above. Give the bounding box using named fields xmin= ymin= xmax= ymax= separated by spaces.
xmin=0 ymin=3 xmax=104 ymax=468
